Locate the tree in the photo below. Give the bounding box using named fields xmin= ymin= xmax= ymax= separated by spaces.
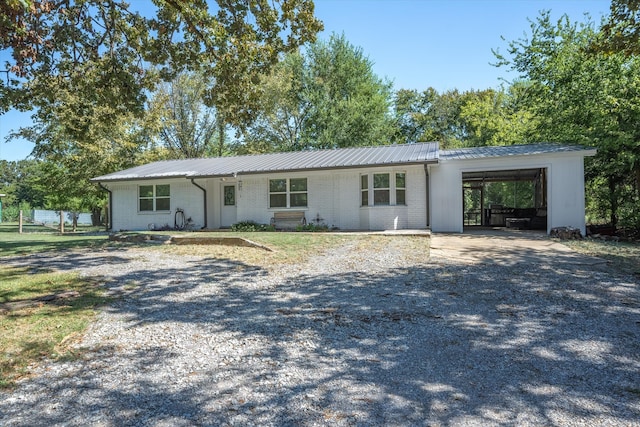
xmin=11 ymin=105 xmax=158 ymax=223
xmin=304 ymin=34 xmax=395 ymax=149
xmin=150 ymin=71 xmax=228 ymax=159
xmin=0 ymin=0 xmax=323 ymax=126
xmin=495 ymin=11 xmax=640 ymax=228
xmin=242 ymin=33 xmax=395 ymax=152
xmin=459 ymin=85 xmax=539 ymax=147
xmin=1 ymin=0 xmax=322 ymax=214
xmin=598 ymin=0 xmax=640 ymax=55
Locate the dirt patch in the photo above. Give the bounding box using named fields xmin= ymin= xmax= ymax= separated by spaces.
xmin=108 ymin=233 xmax=272 ymax=251
xmin=430 ymin=229 xmax=608 ymax=267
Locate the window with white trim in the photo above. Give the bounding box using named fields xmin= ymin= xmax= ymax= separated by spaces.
xmin=360 ymin=172 xmax=406 ymax=206
xmin=269 ymin=178 xmax=307 ymax=208
xmin=360 ymin=175 xmax=368 ymax=207
xmin=139 ymin=184 xmax=170 ymax=212
xmin=396 ymin=172 xmax=406 ymax=205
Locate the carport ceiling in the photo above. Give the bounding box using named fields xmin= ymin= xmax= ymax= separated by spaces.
xmin=462 ymin=168 xmax=542 ymax=182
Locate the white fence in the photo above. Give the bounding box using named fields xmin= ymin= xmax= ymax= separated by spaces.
xmin=32 ymin=209 xmax=93 ymax=225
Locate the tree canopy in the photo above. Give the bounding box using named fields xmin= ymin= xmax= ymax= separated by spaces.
xmin=0 ymin=0 xmax=323 ymax=125
xmin=240 ymin=33 xmax=395 ymax=152
xmin=495 ymin=10 xmax=640 ymax=228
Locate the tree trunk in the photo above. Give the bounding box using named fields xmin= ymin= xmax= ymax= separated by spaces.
xmin=91 ymin=207 xmax=101 ymax=226
xmin=217 ymin=121 xmax=225 ymax=157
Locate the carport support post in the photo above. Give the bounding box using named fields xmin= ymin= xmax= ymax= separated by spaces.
xmin=19 ymin=210 xmax=23 ymax=234
xmin=59 ymin=210 xmax=64 ymax=234
xmin=0 ymin=193 xmax=4 ymax=223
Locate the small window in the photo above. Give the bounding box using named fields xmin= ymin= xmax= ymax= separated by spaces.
xmin=139 ymin=184 xmax=170 ymax=212
xmin=373 ymin=173 xmax=390 ymax=205
xmin=224 ymin=185 xmax=236 ymax=206
xmin=360 ymin=175 xmax=368 ymax=206
xmin=269 ymin=178 xmax=307 ymax=208
xmin=396 ymin=173 xmax=406 ymax=205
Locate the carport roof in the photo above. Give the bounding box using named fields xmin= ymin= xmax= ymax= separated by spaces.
xmin=92 ymin=142 xmax=440 ymax=182
xmin=441 ymin=143 xmax=596 ymax=160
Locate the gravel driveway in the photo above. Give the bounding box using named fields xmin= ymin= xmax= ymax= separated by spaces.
xmin=1 ymin=232 xmax=639 ymax=426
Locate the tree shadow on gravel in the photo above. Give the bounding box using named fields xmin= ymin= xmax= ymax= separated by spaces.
xmin=1 ymin=245 xmax=639 ymax=426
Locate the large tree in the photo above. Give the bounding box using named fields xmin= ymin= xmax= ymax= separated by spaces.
xmin=495 ymin=11 xmax=640 ymax=228
xmin=150 ymin=71 xmax=229 ymax=158
xmin=0 ymin=0 xmax=322 ymax=125
xmin=1 ymin=0 xmax=322 ymax=213
xmin=241 ymin=33 xmax=395 ymax=152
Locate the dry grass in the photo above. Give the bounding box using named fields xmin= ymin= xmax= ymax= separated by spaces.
xmin=0 ymin=267 xmax=110 ymax=389
xmin=562 ymin=238 xmax=640 ymax=274
xmin=142 ymin=232 xmax=367 ymax=268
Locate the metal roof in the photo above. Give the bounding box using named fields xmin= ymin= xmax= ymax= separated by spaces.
xmin=92 ymin=142 xmax=440 ymax=182
xmin=441 ymin=143 xmax=596 ymax=160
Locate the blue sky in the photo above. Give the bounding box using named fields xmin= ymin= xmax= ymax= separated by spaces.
xmin=0 ymin=0 xmax=611 ymax=161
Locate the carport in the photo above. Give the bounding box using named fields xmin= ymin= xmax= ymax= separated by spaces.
xmin=462 ymin=167 xmax=547 ymax=230
xmin=428 ymin=144 xmax=597 ymax=235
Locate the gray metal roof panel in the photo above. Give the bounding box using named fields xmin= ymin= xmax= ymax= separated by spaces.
xmin=92 ymin=142 xmax=439 ymax=181
xmin=441 ymin=143 xmax=596 ymax=160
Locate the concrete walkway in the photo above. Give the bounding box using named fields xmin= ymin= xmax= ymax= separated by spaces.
xmin=430 ymin=228 xmax=607 ymax=267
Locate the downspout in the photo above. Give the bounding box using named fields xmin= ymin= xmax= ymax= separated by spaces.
xmin=190 ymin=178 xmax=208 ymax=229
xmin=98 ymin=183 xmax=112 ymax=232
xmin=424 ymin=165 xmax=430 ymax=228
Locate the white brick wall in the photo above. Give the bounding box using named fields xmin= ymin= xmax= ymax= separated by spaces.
xmin=106 ymin=165 xmax=429 ymax=231
xmin=107 ymin=179 xmax=205 ymax=231
xmin=235 ymin=165 xmax=428 ymax=230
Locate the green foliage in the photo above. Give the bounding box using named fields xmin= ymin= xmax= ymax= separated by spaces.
xmin=296 ymin=222 xmax=329 ymax=232
xmin=230 ymin=221 xmax=275 ymax=232
xmin=1 ymin=201 xmax=31 ymax=222
xmin=241 ymin=33 xmax=395 ymax=152
xmin=597 ymin=0 xmax=640 ymax=56
xmin=0 ymin=0 xmax=323 ymax=126
xmin=495 ymin=10 xmax=640 ymax=228
xmin=392 ymin=86 xmax=538 ymax=148
xmin=149 ymin=71 xmax=230 ymax=159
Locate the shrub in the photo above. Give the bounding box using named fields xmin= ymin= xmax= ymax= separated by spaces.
xmin=296 ymin=222 xmax=329 ymax=232
xmin=231 ymin=220 xmax=275 ymax=232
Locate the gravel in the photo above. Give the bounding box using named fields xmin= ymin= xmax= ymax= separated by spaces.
xmin=1 ymin=235 xmax=639 ymax=426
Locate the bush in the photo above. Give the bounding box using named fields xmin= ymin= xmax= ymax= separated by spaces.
xmin=1 ymin=201 xmax=32 ymax=222
xmin=231 ymin=220 xmax=275 ymax=232
xmin=296 ymin=222 xmax=329 ymax=232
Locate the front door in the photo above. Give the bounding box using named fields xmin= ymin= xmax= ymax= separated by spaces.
xmin=220 ymin=183 xmax=237 ymax=228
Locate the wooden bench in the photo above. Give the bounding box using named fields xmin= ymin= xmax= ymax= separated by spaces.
xmin=270 ymin=211 xmax=307 ymax=230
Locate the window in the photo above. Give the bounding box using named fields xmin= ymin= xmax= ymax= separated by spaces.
xmin=139 ymin=184 xmax=170 ymax=212
xmin=373 ymin=173 xmax=390 ymax=205
xmin=224 ymin=185 xmax=236 ymax=206
xmin=361 ymin=172 xmax=406 ymax=206
xmin=396 ymin=173 xmax=406 ymax=205
xmin=269 ymin=178 xmax=307 ymax=208
xmin=360 ymin=175 xmax=368 ymax=206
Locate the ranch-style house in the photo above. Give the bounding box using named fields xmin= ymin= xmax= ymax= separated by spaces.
xmin=91 ymin=142 xmax=596 ymax=234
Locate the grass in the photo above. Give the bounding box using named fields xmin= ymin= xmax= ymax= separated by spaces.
xmin=145 ymin=231 xmax=367 ymax=267
xmin=0 ymin=266 xmax=110 ymax=389
xmin=0 ymin=223 xmax=110 ymax=257
xmin=562 ymin=238 xmax=640 ymax=275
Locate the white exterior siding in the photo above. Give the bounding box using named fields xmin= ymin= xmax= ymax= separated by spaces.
xmin=102 ymin=147 xmax=590 ymax=234
xmin=429 ymin=152 xmax=589 ymax=234
xmin=107 ymin=179 xmax=205 ymax=231
xmin=232 ymin=165 xmax=427 ymax=230
xmin=547 ymin=155 xmax=587 ymax=235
